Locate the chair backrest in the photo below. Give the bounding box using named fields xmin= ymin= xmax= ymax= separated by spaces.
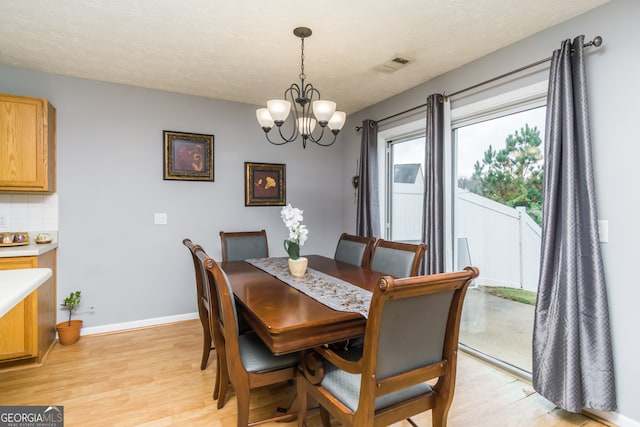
xmin=183 ymin=238 xmax=209 ymax=316
xmin=195 ymin=249 xmax=238 ymax=334
xmin=198 ymin=251 xmax=241 ymax=339
xmin=369 ymin=239 xmax=426 ymax=278
xmin=334 ymin=233 xmax=376 ymax=268
xmin=219 ymin=229 xmax=269 ymax=262
xmin=358 ymin=267 xmax=479 ymax=416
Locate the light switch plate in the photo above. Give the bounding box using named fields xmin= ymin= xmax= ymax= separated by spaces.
xmin=154 ymin=213 xmax=168 ymax=225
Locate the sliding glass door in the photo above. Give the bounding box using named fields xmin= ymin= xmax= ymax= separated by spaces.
xmin=386 ymin=135 xmax=425 ymax=243
xmin=454 ymin=106 xmax=545 ymax=374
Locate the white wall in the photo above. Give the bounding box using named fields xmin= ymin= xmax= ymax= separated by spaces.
xmin=0 ymin=67 xmax=346 ymax=329
xmin=341 ymin=0 xmax=639 ymax=424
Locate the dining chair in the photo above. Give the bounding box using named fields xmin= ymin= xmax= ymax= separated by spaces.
xmin=199 ymin=251 xmax=299 ymax=426
xmin=369 ymin=239 xmax=427 ymax=278
xmin=182 ymin=238 xmax=214 ymax=370
xmin=191 ymin=244 xmax=231 ymax=404
xmin=219 ymin=229 xmax=269 ymax=262
xmin=334 ymin=233 xmax=376 ymax=268
xmin=297 ymin=267 xmax=479 ymax=427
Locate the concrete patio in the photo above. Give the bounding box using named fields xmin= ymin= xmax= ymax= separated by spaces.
xmin=460 ymin=287 xmax=535 ymax=373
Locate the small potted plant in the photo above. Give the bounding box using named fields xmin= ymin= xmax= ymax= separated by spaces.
xmin=56 ymin=291 xmax=83 ymax=345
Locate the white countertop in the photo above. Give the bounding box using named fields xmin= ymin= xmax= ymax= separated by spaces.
xmin=0 ymin=268 xmax=53 ymax=318
xmin=0 ymin=240 xmax=58 ymax=257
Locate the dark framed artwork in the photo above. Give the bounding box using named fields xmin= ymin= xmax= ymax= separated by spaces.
xmin=245 ymin=162 xmax=286 ymax=206
xmin=163 ymin=130 xmax=214 ymax=181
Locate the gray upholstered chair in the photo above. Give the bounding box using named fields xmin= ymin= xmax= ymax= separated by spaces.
xmin=297 ymin=267 xmax=479 ymax=427
xmin=183 ymin=238 xmax=214 ymax=370
xmin=370 ymin=239 xmax=426 ymax=278
xmin=199 ymin=251 xmax=299 ymax=426
xmin=219 ymin=230 xmax=269 ymax=262
xmin=334 ymin=233 xmax=376 ymax=268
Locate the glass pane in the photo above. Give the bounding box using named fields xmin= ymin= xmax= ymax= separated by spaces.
xmin=389 ymin=137 xmax=425 ymax=243
xmin=455 ymin=107 xmax=545 ymax=373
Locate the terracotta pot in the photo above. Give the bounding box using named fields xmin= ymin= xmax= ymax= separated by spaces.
xmin=56 ymin=319 xmax=83 ymax=345
xmin=288 ymin=257 xmax=308 ymax=277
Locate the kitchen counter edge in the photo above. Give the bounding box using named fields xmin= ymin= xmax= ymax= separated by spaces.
xmin=0 ymin=241 xmax=58 ymax=257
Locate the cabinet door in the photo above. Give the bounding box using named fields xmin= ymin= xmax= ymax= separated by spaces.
xmin=0 ymin=256 xmax=39 ymax=361
xmin=0 ymin=292 xmax=37 ymax=359
xmin=0 ymin=94 xmax=56 ymax=192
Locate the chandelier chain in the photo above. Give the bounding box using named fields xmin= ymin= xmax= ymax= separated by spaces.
xmin=299 ymin=37 xmax=306 ymax=83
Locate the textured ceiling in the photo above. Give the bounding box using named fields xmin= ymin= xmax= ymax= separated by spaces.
xmin=0 ymin=0 xmax=607 ymax=114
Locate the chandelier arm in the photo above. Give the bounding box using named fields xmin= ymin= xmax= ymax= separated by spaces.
xmin=303 ymin=83 xmax=320 ymax=104
xmin=312 ymin=132 xmax=338 ymax=147
xmin=264 ymin=131 xmax=292 ymax=145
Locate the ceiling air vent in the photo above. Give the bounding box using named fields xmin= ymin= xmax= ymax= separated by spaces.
xmin=374 ymin=54 xmax=415 ymax=74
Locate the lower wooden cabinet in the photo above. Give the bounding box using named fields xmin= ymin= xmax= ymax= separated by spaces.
xmin=0 ymin=250 xmax=56 ymax=366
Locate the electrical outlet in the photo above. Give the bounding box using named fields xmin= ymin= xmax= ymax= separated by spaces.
xmin=598 ymin=220 xmax=609 ymax=243
xmin=0 ymin=213 xmax=7 ymax=229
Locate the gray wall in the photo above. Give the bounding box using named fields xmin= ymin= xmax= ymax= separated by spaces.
xmin=341 ymin=0 xmax=639 ymax=424
xmin=0 ymin=67 xmax=346 ymax=327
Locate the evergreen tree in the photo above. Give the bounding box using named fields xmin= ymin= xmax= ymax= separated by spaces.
xmin=459 ymin=124 xmax=544 ymax=224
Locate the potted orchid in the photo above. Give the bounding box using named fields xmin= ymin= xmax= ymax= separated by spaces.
xmin=280 ymin=204 xmax=309 ymax=276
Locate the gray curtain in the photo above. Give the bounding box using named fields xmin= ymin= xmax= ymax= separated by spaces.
xmin=421 ymin=94 xmax=445 ymax=275
xmin=533 ymin=35 xmax=616 ymax=413
xmin=356 ymin=119 xmax=380 ymax=237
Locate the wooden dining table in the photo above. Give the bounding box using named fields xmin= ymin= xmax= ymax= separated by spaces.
xmin=221 ymin=255 xmax=387 ymax=355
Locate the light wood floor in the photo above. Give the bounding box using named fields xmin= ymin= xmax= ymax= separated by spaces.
xmin=0 ymin=320 xmax=609 ymax=427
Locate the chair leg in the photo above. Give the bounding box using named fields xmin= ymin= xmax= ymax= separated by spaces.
xmin=213 ymin=360 xmax=220 ymax=400
xmin=432 ymin=405 xmax=448 ymax=427
xmin=236 ymin=387 xmax=250 ymax=427
xmin=297 ymin=379 xmax=308 ymax=427
xmin=201 ymin=332 xmax=212 ymax=370
xmin=319 ymin=406 xmax=331 ymax=427
xmin=217 ymin=370 xmax=229 ymax=409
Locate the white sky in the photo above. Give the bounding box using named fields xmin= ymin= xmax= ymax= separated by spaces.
xmin=392 ymin=106 xmax=546 ymax=178
xmin=457 ymin=107 xmax=546 ymax=178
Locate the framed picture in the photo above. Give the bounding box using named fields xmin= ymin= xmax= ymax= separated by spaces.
xmin=163 ymin=130 xmax=214 ymax=181
xmin=245 ymin=162 xmax=286 ymax=206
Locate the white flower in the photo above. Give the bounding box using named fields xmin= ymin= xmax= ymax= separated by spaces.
xmin=281 ymin=204 xmax=308 ymax=247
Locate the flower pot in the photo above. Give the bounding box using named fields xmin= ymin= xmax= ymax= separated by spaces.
xmin=56 ymin=319 xmax=83 ymax=345
xmin=288 ymin=257 xmax=308 ymax=277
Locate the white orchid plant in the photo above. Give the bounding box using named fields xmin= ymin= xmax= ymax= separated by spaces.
xmin=280 ymin=204 xmax=308 ymax=260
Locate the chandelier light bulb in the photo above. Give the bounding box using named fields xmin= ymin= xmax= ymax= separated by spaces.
xmin=267 ymin=99 xmax=292 ymax=124
xmin=312 ymin=100 xmax=337 ymax=125
xmin=327 ymin=111 xmax=347 ymax=132
xmin=297 ymin=116 xmax=317 ymax=136
xmin=256 ymin=108 xmax=274 ymax=130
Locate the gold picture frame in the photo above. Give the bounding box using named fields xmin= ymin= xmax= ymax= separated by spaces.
xmin=245 ymin=162 xmax=286 ymax=206
xmin=163 ymin=130 xmax=214 ymax=181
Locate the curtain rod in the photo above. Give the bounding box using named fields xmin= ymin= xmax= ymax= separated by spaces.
xmin=355 ymin=35 xmax=602 ymax=132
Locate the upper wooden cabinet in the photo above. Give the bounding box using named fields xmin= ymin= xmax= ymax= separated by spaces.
xmin=0 ymin=94 xmax=56 ymax=193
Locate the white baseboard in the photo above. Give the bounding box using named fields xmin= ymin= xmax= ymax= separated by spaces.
xmin=78 ymin=312 xmax=199 ymax=336
xmin=586 ymin=408 xmax=640 ymax=427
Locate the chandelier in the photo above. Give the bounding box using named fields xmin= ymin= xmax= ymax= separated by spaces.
xmin=256 ymin=27 xmax=346 ymax=148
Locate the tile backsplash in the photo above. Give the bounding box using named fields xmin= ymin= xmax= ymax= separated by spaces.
xmin=0 ymin=194 xmax=58 ymax=232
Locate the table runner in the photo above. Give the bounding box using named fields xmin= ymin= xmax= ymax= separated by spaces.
xmin=246 ymin=258 xmax=372 ymax=318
